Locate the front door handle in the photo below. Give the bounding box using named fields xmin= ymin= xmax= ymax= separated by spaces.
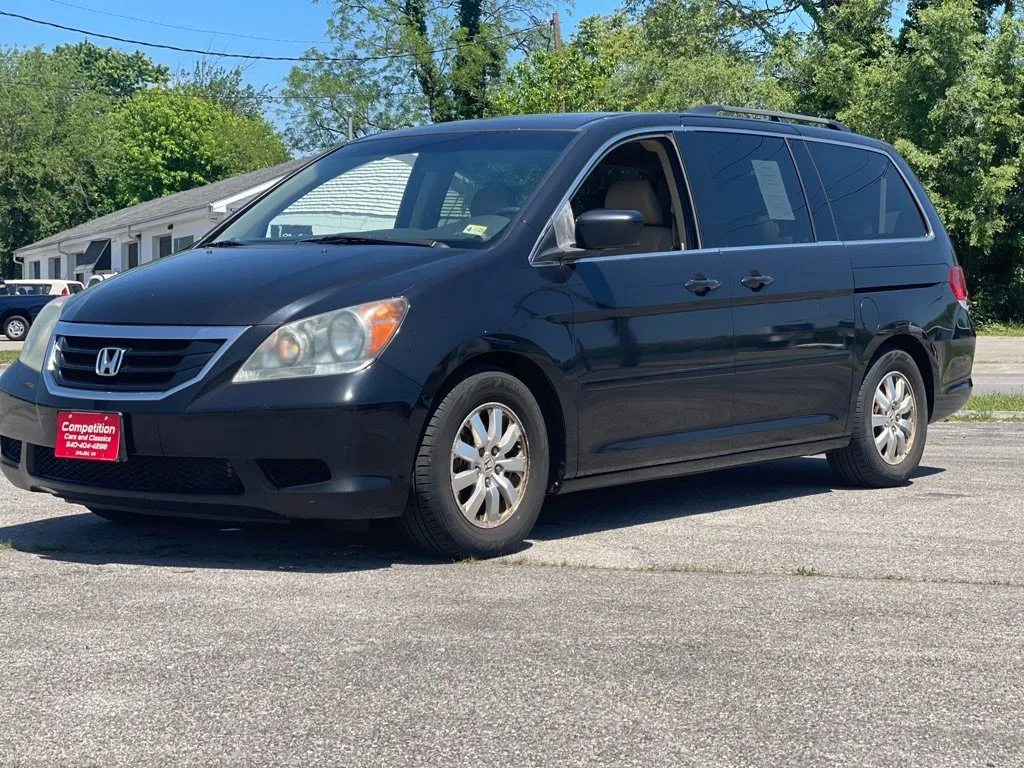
xmin=684 ymin=274 xmax=721 ymax=296
xmin=741 ymin=271 xmax=776 ymax=291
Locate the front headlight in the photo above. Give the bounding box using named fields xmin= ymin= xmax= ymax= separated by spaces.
xmin=18 ymin=297 xmax=68 ymax=372
xmin=233 ymin=298 xmax=408 ymax=383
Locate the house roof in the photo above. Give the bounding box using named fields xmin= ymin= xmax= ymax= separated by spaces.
xmin=17 ymin=157 xmax=310 ymax=254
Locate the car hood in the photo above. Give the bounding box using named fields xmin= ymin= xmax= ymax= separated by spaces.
xmin=61 ymin=243 xmax=468 ymax=327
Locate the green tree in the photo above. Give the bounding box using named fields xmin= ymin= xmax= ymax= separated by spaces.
xmin=0 ymin=46 xmax=123 ymax=277
xmin=176 ymin=60 xmax=274 ymax=119
xmin=490 ymin=1 xmax=790 ymax=115
xmin=0 ymin=43 xmax=290 ymax=277
xmin=51 ymin=41 xmax=169 ymax=97
xmin=111 ymin=88 xmax=290 ymax=206
xmin=281 ymin=0 xmax=554 ymax=151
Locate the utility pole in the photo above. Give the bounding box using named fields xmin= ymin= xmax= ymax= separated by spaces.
xmin=347 ymin=112 xmax=354 ymax=142
xmin=552 ymin=12 xmax=565 ymax=113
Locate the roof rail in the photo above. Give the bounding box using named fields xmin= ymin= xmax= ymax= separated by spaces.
xmin=685 ymin=104 xmax=851 ymax=133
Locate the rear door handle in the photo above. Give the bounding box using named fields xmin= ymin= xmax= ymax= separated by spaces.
xmin=741 ymin=271 xmax=775 ymax=291
xmin=684 ymin=275 xmax=721 ymax=296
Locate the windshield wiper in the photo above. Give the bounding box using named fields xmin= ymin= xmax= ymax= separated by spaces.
xmin=298 ymin=234 xmax=448 ymax=249
xmin=205 ymin=239 xmax=250 ymax=248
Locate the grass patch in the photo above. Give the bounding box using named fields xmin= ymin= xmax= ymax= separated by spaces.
xmin=0 ymin=350 xmax=19 ymax=365
xmin=0 ymin=540 xmax=12 ymax=551
xmin=966 ymin=393 xmax=1024 ymax=411
xmin=977 ymin=321 xmax=1024 ymax=337
xmin=944 ymin=393 xmax=1024 ymax=422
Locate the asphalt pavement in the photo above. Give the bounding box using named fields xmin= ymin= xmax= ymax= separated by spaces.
xmin=1 ymin=421 xmax=1022 ymax=767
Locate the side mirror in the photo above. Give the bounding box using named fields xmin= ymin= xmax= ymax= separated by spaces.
xmin=575 ymin=209 xmax=643 ymax=251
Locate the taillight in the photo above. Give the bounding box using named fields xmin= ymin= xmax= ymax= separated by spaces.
xmin=60 ymin=286 xmax=69 ymax=296
xmin=948 ymin=266 xmax=968 ymax=303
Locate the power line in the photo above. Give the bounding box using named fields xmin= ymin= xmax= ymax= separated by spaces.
xmin=42 ymin=0 xmax=333 ymax=45
xmin=0 ymin=11 xmax=547 ymax=64
xmin=0 ymin=77 xmax=424 ymax=102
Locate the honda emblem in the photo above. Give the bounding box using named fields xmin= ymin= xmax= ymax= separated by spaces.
xmin=95 ymin=347 xmax=126 ymax=377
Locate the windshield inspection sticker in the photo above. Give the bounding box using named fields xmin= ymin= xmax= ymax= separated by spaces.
xmin=751 ymin=159 xmax=796 ymax=221
xmin=463 ymin=224 xmax=488 ymax=237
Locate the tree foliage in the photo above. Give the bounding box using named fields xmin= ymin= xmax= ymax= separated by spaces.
xmin=113 ymin=88 xmax=289 ymax=206
xmin=280 ymin=0 xmax=553 ymax=151
xmin=0 ymin=43 xmax=289 ymax=277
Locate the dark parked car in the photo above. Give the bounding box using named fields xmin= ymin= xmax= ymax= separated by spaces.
xmin=0 ymin=283 xmax=72 ymax=341
xmin=0 ymin=107 xmax=976 ymax=556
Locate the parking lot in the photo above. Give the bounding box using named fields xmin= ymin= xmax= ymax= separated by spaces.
xmin=1 ymin=342 xmax=1022 ymax=767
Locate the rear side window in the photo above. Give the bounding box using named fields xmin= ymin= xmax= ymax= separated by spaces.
xmin=679 ymin=131 xmax=814 ymax=248
xmin=807 ymin=142 xmax=928 ymax=241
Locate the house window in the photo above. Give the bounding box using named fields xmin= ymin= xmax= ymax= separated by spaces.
xmin=156 ymin=235 xmax=173 ymax=258
xmin=126 ymin=242 xmax=139 ymax=269
xmin=49 ymin=257 xmax=61 ymax=278
xmin=31 ymin=262 xmax=41 ymax=279
xmin=173 ymin=235 xmax=195 ymax=253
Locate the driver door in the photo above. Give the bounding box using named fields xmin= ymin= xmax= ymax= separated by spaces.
xmin=564 ymin=135 xmax=736 ymax=476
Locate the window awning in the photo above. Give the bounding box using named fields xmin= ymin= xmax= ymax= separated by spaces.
xmin=75 ymin=239 xmax=111 ymax=272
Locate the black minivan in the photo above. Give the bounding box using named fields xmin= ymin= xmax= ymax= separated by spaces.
xmin=0 ymin=106 xmax=976 ymax=557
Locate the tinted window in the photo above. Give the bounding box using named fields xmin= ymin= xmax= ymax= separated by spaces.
xmin=808 ymin=142 xmax=927 ymax=241
xmin=680 ymin=132 xmax=813 ymax=248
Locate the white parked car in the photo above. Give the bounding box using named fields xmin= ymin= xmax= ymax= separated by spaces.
xmin=3 ymin=280 xmax=83 ymax=296
xmin=86 ymin=273 xmax=118 ymax=288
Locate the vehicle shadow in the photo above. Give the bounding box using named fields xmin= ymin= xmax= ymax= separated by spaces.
xmin=0 ymin=456 xmax=943 ymax=572
xmin=532 ymin=456 xmax=944 ymax=540
xmin=0 ymin=511 xmax=427 ymax=573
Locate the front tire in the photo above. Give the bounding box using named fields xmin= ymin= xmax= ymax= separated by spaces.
xmin=827 ymin=349 xmax=928 ymax=487
xmin=4 ymin=315 xmax=29 ymax=342
xmin=400 ymin=369 xmax=549 ymax=558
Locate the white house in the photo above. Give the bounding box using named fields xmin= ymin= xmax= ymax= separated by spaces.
xmin=15 ymin=157 xmax=308 ymax=282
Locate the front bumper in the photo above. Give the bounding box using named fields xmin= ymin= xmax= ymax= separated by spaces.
xmin=0 ymin=361 xmax=423 ymax=522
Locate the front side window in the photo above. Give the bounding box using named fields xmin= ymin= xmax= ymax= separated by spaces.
xmin=680 ymin=131 xmax=814 ymax=248
xmin=217 ymin=131 xmax=573 ymax=250
xmin=568 ymin=137 xmax=689 ymax=254
xmin=807 ymin=142 xmax=928 ymax=241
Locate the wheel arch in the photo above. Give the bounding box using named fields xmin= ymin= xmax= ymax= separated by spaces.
xmin=419 ymin=344 xmax=573 ymax=491
xmin=861 ymin=331 xmax=936 ymax=419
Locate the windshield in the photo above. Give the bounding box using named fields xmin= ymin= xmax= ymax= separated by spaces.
xmin=214 ymin=130 xmax=573 ymax=249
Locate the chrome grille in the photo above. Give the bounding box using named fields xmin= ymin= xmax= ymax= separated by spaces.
xmin=44 ymin=323 xmax=248 ymax=399
xmin=54 ymin=334 xmax=225 ymax=392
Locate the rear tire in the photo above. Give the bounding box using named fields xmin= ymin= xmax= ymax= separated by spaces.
xmin=827 ymin=349 xmax=928 ymax=487
xmin=4 ymin=315 xmax=29 ymax=342
xmin=400 ymin=369 xmax=549 ymax=558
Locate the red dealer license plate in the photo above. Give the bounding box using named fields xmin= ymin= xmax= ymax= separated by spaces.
xmin=55 ymin=411 xmax=123 ymax=462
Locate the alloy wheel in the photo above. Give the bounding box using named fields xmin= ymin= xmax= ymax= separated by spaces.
xmin=450 ymin=402 xmax=529 ymax=528
xmin=871 ymin=371 xmax=917 ymax=465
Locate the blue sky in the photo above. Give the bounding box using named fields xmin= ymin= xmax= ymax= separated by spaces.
xmin=0 ymin=0 xmax=619 ymax=108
